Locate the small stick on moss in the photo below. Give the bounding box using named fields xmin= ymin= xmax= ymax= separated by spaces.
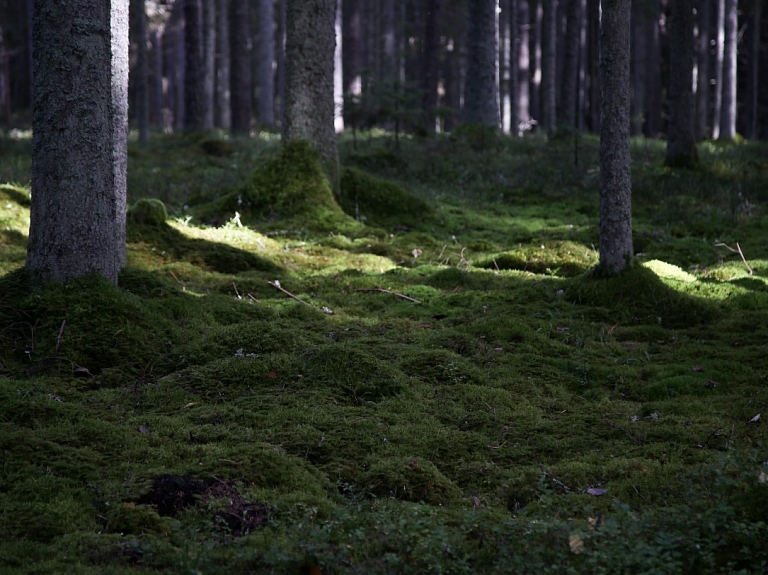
xmin=267 ymin=280 xmax=312 ymax=306
xmin=247 ymin=293 xmax=259 ymax=303
xmin=54 ymin=320 xmax=66 ymax=355
xmin=354 ymin=287 xmax=422 ymax=304
xmin=232 ymin=282 xmax=241 ymax=299
xmin=715 ymin=242 xmax=753 ymax=275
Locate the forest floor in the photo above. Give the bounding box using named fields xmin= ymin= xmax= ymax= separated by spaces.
xmin=1 ymin=129 xmax=768 ymax=574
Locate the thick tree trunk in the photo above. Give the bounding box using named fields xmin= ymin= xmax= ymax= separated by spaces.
xmin=598 ymin=0 xmax=633 ymax=275
xmin=711 ymin=0 xmax=724 ymax=138
xmin=230 ymin=0 xmax=252 ymax=135
xmin=134 ymin=0 xmax=150 ymax=142
xmin=283 ymin=0 xmax=339 ymax=193
xmin=422 ymin=0 xmax=442 ymax=132
xmin=215 ymin=0 xmax=231 ymax=129
xmin=29 ymin=0 xmax=129 ymax=285
xmin=184 ymin=0 xmax=206 ymax=131
xmin=559 ymin=0 xmax=581 ymax=128
xmin=719 ymin=0 xmax=737 ymax=139
xmin=256 ymin=0 xmax=275 ymax=127
xmin=463 ymin=0 xmax=500 ymax=127
xmin=666 ymin=0 xmax=698 ymax=166
xmin=540 ymin=0 xmax=557 ymax=132
xmin=694 ymin=0 xmax=710 ymax=140
xmin=202 ymin=0 xmax=216 ymax=130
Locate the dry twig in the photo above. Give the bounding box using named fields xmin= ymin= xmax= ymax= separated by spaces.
xmin=353 ymin=287 xmax=422 ymax=304
xmin=267 ymin=281 xmax=312 ymax=306
xmin=715 ymin=242 xmax=753 ymax=275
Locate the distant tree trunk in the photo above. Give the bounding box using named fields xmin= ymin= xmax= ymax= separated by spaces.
xmin=586 ymin=0 xmax=600 ymax=132
xmin=463 ymin=0 xmax=500 ymax=127
xmin=443 ymin=33 xmax=462 ymax=132
xmin=719 ymin=0 xmax=737 ymax=139
xmin=151 ymin=29 xmax=164 ymax=128
xmin=529 ymin=1 xmax=542 ymax=126
xmin=694 ymin=0 xmax=710 ymax=140
xmin=230 ymin=0 xmax=252 ymax=134
xmin=598 ymin=0 xmax=633 ymax=275
xmin=643 ymin=0 xmax=661 ymax=136
xmin=256 ymin=0 xmax=275 ymax=127
xmin=283 ymin=0 xmax=339 ymax=193
xmin=518 ymin=0 xmax=531 ymax=128
xmin=540 ymin=0 xmax=557 ymax=132
xmin=29 ymin=0 xmax=129 ymax=285
xmin=275 ymin=0 xmax=286 ymax=123
xmin=133 ymin=0 xmax=150 ymax=142
xmin=666 ymin=0 xmax=698 ymax=166
xmin=334 ymin=0 xmax=344 ymax=132
xmin=744 ymin=0 xmax=760 ymax=139
xmin=215 ymin=0 xmax=231 ymax=129
xmin=202 ymin=0 xmax=216 ymax=130
xmin=342 ymin=0 xmax=363 ymax=126
xmin=630 ymin=0 xmax=648 ymax=136
xmin=559 ymin=0 xmax=580 ymax=128
xmin=422 ymin=0 xmax=442 ymax=132
xmin=711 ymin=0 xmax=724 ymax=138
xmin=184 ymin=0 xmax=206 ymax=131
xmin=509 ymin=0 xmax=520 ymax=134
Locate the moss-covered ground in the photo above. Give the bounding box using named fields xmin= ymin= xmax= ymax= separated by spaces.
xmin=1 ymin=131 xmax=768 ymax=574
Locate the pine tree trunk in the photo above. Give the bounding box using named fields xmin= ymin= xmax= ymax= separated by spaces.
xmin=744 ymin=0 xmax=760 ymax=139
xmin=202 ymin=0 xmax=216 ymax=130
xmin=712 ymin=0 xmax=725 ymax=138
xmin=666 ymin=0 xmax=698 ymax=166
xmin=283 ymin=0 xmax=339 ymax=194
xmin=463 ymin=0 xmax=500 ymax=127
xmin=215 ymin=0 xmax=231 ymax=129
xmin=586 ymin=0 xmax=600 ymax=132
xmin=230 ymin=0 xmax=252 ymax=135
xmin=518 ymin=0 xmax=531 ymax=128
xmin=275 ymin=0 xmax=286 ymax=123
xmin=643 ymin=0 xmax=661 ymax=137
xmin=695 ymin=0 xmax=710 ymax=140
xmin=151 ymin=29 xmax=164 ymax=129
xmin=719 ymin=0 xmax=737 ymax=139
xmin=256 ymin=0 xmax=275 ymax=127
xmin=630 ymin=0 xmax=647 ymax=136
xmin=184 ymin=0 xmax=205 ymax=131
xmin=133 ymin=0 xmax=150 ymax=142
xmin=598 ymin=0 xmax=633 ymax=275
xmin=29 ymin=0 xmax=129 ymax=285
xmin=422 ymin=0 xmax=442 ymax=132
xmin=560 ymin=0 xmax=580 ymax=128
xmin=540 ymin=0 xmax=557 ymax=132
xmin=509 ymin=0 xmax=520 ymax=134
xmin=443 ymin=32 xmax=462 ymax=132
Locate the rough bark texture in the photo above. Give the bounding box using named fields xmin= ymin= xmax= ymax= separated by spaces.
xmin=559 ymin=0 xmax=580 ymax=128
xmin=202 ymin=0 xmax=216 ymax=130
xmin=463 ymin=0 xmax=500 ymax=127
xmin=28 ymin=0 xmax=129 ymax=285
xmin=215 ymin=0 xmax=231 ymax=129
xmin=694 ymin=0 xmax=710 ymax=140
xmin=598 ymin=0 xmax=633 ymax=275
xmin=184 ymin=0 xmax=205 ymax=131
xmin=422 ymin=0 xmax=442 ymax=132
xmin=719 ymin=0 xmax=737 ymax=139
xmin=666 ymin=0 xmax=698 ymax=167
xmin=230 ymin=0 xmax=252 ymax=134
xmin=711 ymin=0 xmax=724 ymax=138
xmin=256 ymin=0 xmax=275 ymax=127
xmin=134 ymin=0 xmax=150 ymax=142
xmin=283 ymin=0 xmax=339 ymax=194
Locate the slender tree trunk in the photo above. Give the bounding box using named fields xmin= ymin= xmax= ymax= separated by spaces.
xmin=586 ymin=0 xmax=600 ymax=132
xmin=184 ymin=0 xmax=205 ymax=131
xmin=202 ymin=0 xmax=216 ymax=130
xmin=134 ymin=0 xmax=150 ymax=142
xmin=230 ymin=0 xmax=252 ymax=134
xmin=150 ymin=29 xmax=164 ymax=128
xmin=529 ymin=1 xmax=542 ymax=127
xmin=275 ymin=0 xmax=286 ymax=124
xmin=666 ymin=0 xmax=698 ymax=166
xmin=540 ymin=0 xmax=557 ymax=132
xmin=518 ymin=0 xmax=531 ymax=128
xmin=712 ymin=0 xmax=724 ymax=138
xmin=443 ymin=33 xmax=462 ymax=131
xmin=598 ymin=0 xmax=633 ymax=275
xmin=643 ymin=0 xmax=661 ymax=137
xmin=283 ymin=0 xmax=339 ymax=193
xmin=29 ymin=0 xmax=129 ymax=285
xmin=334 ymin=0 xmax=344 ymax=132
xmin=256 ymin=0 xmax=275 ymax=127
xmin=576 ymin=0 xmax=587 ymax=130
xmin=630 ymin=0 xmax=648 ymax=136
xmin=422 ymin=0 xmax=442 ymax=132
xmin=342 ymin=0 xmax=363 ymax=127
xmin=560 ymin=0 xmax=581 ymax=128
xmin=744 ymin=0 xmax=760 ymax=139
xmin=694 ymin=0 xmax=710 ymax=140
xmin=463 ymin=0 xmax=500 ymax=127
xmin=215 ymin=0 xmax=231 ymax=129
xmin=509 ymin=0 xmax=520 ymax=134
xmin=719 ymin=0 xmax=737 ymax=139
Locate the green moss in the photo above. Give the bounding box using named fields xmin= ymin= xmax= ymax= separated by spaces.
xmin=475 ymin=241 xmax=598 ymax=277
xmin=128 ymin=198 xmax=168 ymax=226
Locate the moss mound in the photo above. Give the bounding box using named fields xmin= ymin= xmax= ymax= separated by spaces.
xmin=193 ymin=141 xmax=360 ymax=233
xmin=474 ymin=241 xmax=598 ymax=277
xmin=128 ymin=198 xmax=168 ymax=226
xmin=339 ymin=167 xmax=432 ymax=230
xmin=361 ymin=457 xmax=461 ymax=504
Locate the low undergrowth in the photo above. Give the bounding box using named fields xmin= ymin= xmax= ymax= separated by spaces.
xmin=1 ymin=131 xmax=768 ymax=574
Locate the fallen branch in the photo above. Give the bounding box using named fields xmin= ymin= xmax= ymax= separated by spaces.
xmin=354 ymin=287 xmax=422 ymax=304
xmin=267 ymin=281 xmax=311 ymax=306
xmin=715 ymin=242 xmax=753 ymax=275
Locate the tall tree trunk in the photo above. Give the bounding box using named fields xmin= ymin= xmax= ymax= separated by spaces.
xmin=422 ymin=0 xmax=442 ymax=132
xmin=711 ymin=0 xmax=724 ymax=138
xmin=518 ymin=0 xmax=531 ymax=128
xmin=215 ymin=0 xmax=231 ymax=129
xmin=334 ymin=0 xmax=344 ymax=132
xmin=630 ymin=0 xmax=648 ymax=136
xmin=202 ymin=0 xmax=216 ymax=130
xmin=134 ymin=0 xmax=150 ymax=142
xmin=540 ymin=0 xmax=557 ymax=131
xmin=151 ymin=29 xmax=164 ymax=129
xmin=230 ymin=0 xmax=252 ymax=134
xmin=529 ymin=1 xmax=542 ymax=127
xmin=29 ymin=0 xmax=129 ymax=285
xmin=598 ymin=0 xmax=633 ymax=275
xmin=342 ymin=0 xmax=363 ymax=127
xmin=666 ymin=0 xmax=698 ymax=166
xmin=443 ymin=32 xmax=462 ymax=131
xmin=744 ymin=0 xmax=760 ymax=139
xmin=694 ymin=0 xmax=710 ymax=140
xmin=275 ymin=0 xmax=286 ymax=124
xmin=719 ymin=0 xmax=737 ymax=139
xmin=283 ymin=0 xmax=339 ymax=194
xmin=184 ymin=0 xmax=205 ymax=131
xmin=509 ymin=0 xmax=520 ymax=134
xmin=256 ymin=0 xmax=275 ymax=127
xmin=643 ymin=0 xmax=661 ymax=136
xmin=463 ymin=0 xmax=500 ymax=127
xmin=560 ymin=0 xmax=581 ymax=128
xmin=586 ymin=0 xmax=600 ymax=132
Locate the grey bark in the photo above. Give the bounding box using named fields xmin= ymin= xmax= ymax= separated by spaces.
xmin=256 ymin=0 xmax=276 ymax=127
xmin=630 ymin=0 xmax=648 ymax=136
xmin=586 ymin=0 xmax=600 ymax=131
xmin=202 ymin=0 xmax=216 ymax=130
xmin=719 ymin=0 xmax=737 ymax=139
xmin=422 ymin=0 xmax=442 ymax=132
xmin=283 ymin=0 xmax=339 ymax=193
xmin=215 ymin=0 xmax=231 ymax=129
xmin=151 ymin=29 xmax=164 ymax=128
xmin=540 ymin=0 xmax=557 ymax=132
xmin=744 ymin=0 xmax=760 ymax=139
xmin=230 ymin=0 xmax=252 ymax=134
xmin=28 ymin=0 xmax=129 ymax=285
xmin=443 ymin=32 xmax=462 ymax=132
xmin=134 ymin=0 xmax=150 ymax=142
xmin=711 ymin=0 xmax=724 ymax=138
xmin=275 ymin=0 xmax=286 ymax=124
xmin=463 ymin=0 xmax=500 ymax=127
xmin=518 ymin=0 xmax=531 ymax=128
xmin=508 ymin=0 xmax=520 ymax=134
xmin=666 ymin=0 xmax=698 ymax=166
xmin=598 ymin=0 xmax=633 ymax=275
xmin=559 ymin=0 xmax=581 ymax=128
xmin=380 ymin=0 xmax=397 ymax=82
xmin=184 ymin=0 xmax=206 ymax=131
xmin=694 ymin=0 xmax=710 ymax=140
